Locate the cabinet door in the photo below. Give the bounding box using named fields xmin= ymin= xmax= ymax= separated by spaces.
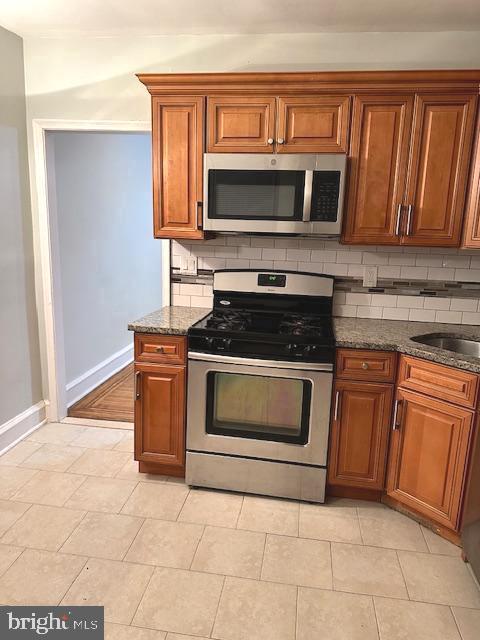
xmin=276 ymin=96 xmax=350 ymax=152
xmin=134 ymin=363 xmax=186 ymax=474
xmin=403 ymin=94 xmax=477 ymax=246
xmin=152 ymin=96 xmax=204 ymax=239
xmin=462 ymin=116 xmax=480 ymax=248
xmin=386 ymin=389 xmax=473 ymax=531
xmin=207 ymin=96 xmax=276 ymax=152
xmin=342 ymin=95 xmax=413 ymax=245
xmin=328 ymin=381 xmax=393 ymax=490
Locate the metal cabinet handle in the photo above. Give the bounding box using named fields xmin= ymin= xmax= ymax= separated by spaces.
xmin=361 ymin=362 xmax=369 ymax=370
xmin=197 ymin=201 xmax=203 ymax=229
xmin=155 ymin=346 xmax=164 ymax=353
xmin=135 ymin=371 xmax=141 ymax=400
xmin=395 ymin=204 xmax=403 ymax=236
xmin=392 ymin=399 xmax=402 ymax=430
xmin=277 ymin=137 xmax=285 ymax=144
xmin=267 ymin=137 xmax=274 ymax=145
xmin=406 ymin=205 xmax=413 ymax=236
xmin=334 ymin=390 xmax=341 ymax=421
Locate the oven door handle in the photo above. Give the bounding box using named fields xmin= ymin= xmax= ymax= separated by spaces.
xmin=188 ymin=351 xmax=333 ymax=372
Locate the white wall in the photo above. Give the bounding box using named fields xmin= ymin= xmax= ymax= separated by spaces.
xmin=0 ymin=26 xmax=43 ymax=437
xmin=46 ymin=131 xmax=162 ymax=394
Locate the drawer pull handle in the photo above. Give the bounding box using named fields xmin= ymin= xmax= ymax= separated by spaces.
xmin=334 ymin=390 xmax=341 ymax=421
xmin=361 ymin=362 xmax=369 ymax=370
xmin=135 ymin=371 xmax=141 ymax=400
xmin=155 ymin=346 xmax=164 ymax=353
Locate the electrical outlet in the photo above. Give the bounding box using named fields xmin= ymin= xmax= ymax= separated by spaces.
xmin=363 ymin=266 xmax=378 ymax=288
xmin=186 ymin=256 xmax=197 ymax=275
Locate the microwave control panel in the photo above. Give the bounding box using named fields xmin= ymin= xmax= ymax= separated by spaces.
xmin=311 ymin=171 xmax=341 ymax=222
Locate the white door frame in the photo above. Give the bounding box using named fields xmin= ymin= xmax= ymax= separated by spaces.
xmin=32 ymin=119 xmax=170 ymax=423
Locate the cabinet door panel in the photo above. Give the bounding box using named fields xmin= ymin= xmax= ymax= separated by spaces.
xmin=387 ymin=389 xmax=473 ymax=531
xmin=207 ymin=96 xmax=275 ymax=152
xmin=277 ymin=96 xmax=350 ymax=152
xmin=403 ymin=94 xmax=477 ymax=246
xmin=135 ymin=363 xmax=185 ymax=473
xmin=462 ymin=115 xmax=480 ymax=248
xmin=152 ymin=96 xmax=204 ymax=239
xmin=343 ymin=95 xmax=413 ymax=244
xmin=328 ymin=381 xmax=393 ymax=489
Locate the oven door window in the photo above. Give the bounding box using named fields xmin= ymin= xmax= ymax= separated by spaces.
xmin=208 ymin=170 xmax=305 ymax=221
xmin=206 ymin=371 xmax=311 ymax=444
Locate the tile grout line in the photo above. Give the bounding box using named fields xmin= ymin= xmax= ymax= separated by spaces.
xmin=119 ymin=515 xmax=147 ymax=562
xmin=55 ymin=553 xmax=90 ymax=607
xmin=188 ymin=525 xmax=207 ymax=570
xmin=395 ymin=550 xmax=411 ymax=601
xmin=208 ymin=574 xmax=226 ymax=639
xmin=371 ymin=596 xmax=382 ymax=640
xmin=449 ymin=605 xmax=465 ymax=640
xmin=124 ymin=561 xmax=156 ymax=627
xmin=294 ymin=584 xmax=300 ymax=640
xmin=258 ymin=531 xmax=268 ymax=581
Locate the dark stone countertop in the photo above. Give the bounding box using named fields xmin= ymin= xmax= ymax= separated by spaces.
xmin=333 ymin=317 xmax=480 ymax=374
xmin=128 ymin=306 xmax=210 ymax=335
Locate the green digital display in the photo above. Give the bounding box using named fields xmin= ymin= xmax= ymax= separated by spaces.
xmin=258 ymin=273 xmax=287 ymax=287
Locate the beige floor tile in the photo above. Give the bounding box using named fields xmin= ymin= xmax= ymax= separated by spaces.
xmin=67 ymin=449 xmax=131 ymax=477
xmin=0 ymin=499 xmax=31 ymax=535
xmin=318 ymin=497 xmax=361 ymax=517
xmin=122 ymin=482 xmax=189 ymax=520
xmin=28 ymin=423 xmax=86 ymax=445
xmin=125 ymin=519 xmax=203 ymax=568
xmin=2 ymin=504 xmax=86 ymax=551
xmin=116 ymin=458 xmax=170 ymax=483
xmin=105 ymin=624 xmax=166 ymax=640
xmin=0 ymin=544 xmax=23 ymax=575
xmin=178 ymin=489 xmax=243 ymax=528
xmin=0 ymin=440 xmax=42 ymax=466
xmin=261 ymin=534 xmax=332 ymax=589
xmin=166 ymin=635 xmax=210 ymax=640
xmin=213 ymin=576 xmax=297 ymax=640
xmin=12 ymin=470 xmax=86 ymax=506
xmin=332 ymin=543 xmax=408 ymax=599
xmin=62 ymin=557 xmax=153 ymax=624
xmin=60 ymin=511 xmax=143 ymax=560
xmin=21 ymin=443 xmax=85 ymax=472
xmin=374 ymin=596 xmax=461 ymax=640
xmin=64 ymin=476 xmax=137 ymax=513
xmin=0 ymin=466 xmax=38 ymax=499
xmin=133 ymin=567 xmax=224 ymax=636
xmin=398 ymin=551 xmax=480 ymax=608
xmin=0 ymin=548 xmax=87 ymax=604
xmin=358 ymin=510 xmax=428 ymax=552
xmin=452 ymin=606 xmax=480 ymax=640
xmin=191 ymin=526 xmax=265 ymax=579
xmin=297 ymin=588 xmax=378 ymax=640
xmin=70 ymin=426 xmax=126 ymax=450
xmin=114 ymin=432 xmax=135 ymax=452
xmin=421 ymin=526 xmax=462 ymax=556
xmin=237 ymin=496 xmax=299 ymax=536
xmin=299 ymin=503 xmax=363 ymax=543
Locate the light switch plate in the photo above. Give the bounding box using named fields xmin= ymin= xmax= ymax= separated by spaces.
xmin=363 ymin=266 xmax=378 ymax=288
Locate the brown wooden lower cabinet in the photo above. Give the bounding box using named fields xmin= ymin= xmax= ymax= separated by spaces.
xmin=386 ymin=388 xmax=474 ymax=531
xmin=328 ymin=380 xmax=393 ymax=490
xmin=134 ymin=359 xmax=186 ymax=477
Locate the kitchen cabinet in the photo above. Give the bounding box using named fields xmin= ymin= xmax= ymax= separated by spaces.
xmin=386 ymin=388 xmax=473 ymax=531
xmin=151 ymin=96 xmax=204 ymax=239
xmin=207 ymin=95 xmax=350 ymax=153
xmin=463 ymin=115 xmax=480 ymax=248
xmin=328 ymin=380 xmax=393 ymax=490
xmin=343 ymin=93 xmax=477 ymax=247
xmin=134 ymin=334 xmax=187 ymax=476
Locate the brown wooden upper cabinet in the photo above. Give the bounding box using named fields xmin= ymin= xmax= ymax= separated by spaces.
xmin=152 ymin=96 xmax=204 ymax=239
xmin=207 ymin=95 xmax=351 ymax=153
xmin=343 ymin=93 xmax=478 ymax=247
xmin=463 ymin=114 xmax=480 ymax=248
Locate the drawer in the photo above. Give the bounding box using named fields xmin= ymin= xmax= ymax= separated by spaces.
xmin=336 ymin=349 xmax=397 ymax=382
xmin=134 ymin=333 xmax=186 ymax=365
xmin=398 ymin=355 xmax=479 ymax=409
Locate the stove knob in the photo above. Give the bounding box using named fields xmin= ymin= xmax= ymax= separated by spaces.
xmin=286 ymin=343 xmax=304 ymax=357
xmin=204 ymin=337 xmax=214 ymax=349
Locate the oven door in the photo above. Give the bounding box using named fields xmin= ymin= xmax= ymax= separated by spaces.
xmin=187 ymin=352 xmax=333 ymax=466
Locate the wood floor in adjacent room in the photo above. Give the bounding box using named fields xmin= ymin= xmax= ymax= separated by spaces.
xmin=68 ymin=364 xmax=134 ymax=423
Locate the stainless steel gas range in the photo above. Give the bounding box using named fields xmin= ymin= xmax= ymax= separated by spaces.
xmin=186 ymin=269 xmax=335 ymax=503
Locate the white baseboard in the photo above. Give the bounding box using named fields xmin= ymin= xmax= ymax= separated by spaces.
xmin=66 ymin=343 xmax=134 ymax=407
xmin=0 ymin=401 xmax=47 ymax=455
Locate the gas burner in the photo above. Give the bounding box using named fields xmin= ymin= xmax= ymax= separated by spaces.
xmin=279 ymin=314 xmax=325 ymax=337
xmin=206 ymin=310 xmax=250 ymax=332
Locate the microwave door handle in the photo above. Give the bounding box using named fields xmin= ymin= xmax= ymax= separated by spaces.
xmin=302 ymin=170 xmax=313 ymax=222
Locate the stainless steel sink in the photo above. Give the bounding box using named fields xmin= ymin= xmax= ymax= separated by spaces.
xmin=411 ymin=334 xmax=480 ymax=358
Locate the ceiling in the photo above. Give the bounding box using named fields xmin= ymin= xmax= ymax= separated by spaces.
xmin=1 ymin=0 xmax=480 ymax=37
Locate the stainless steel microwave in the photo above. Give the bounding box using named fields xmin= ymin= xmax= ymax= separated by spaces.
xmin=203 ymin=153 xmax=347 ymax=235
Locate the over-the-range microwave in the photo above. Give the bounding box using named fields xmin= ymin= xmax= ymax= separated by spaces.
xmin=203 ymin=153 xmax=347 ymax=236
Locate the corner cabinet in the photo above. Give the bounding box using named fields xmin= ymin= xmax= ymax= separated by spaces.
xmin=134 ymin=333 xmax=187 ymax=476
xmin=151 ymin=96 xmax=204 ymax=239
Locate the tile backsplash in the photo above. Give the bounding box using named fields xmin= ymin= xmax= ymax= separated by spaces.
xmin=171 ymin=237 xmax=480 ymax=325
